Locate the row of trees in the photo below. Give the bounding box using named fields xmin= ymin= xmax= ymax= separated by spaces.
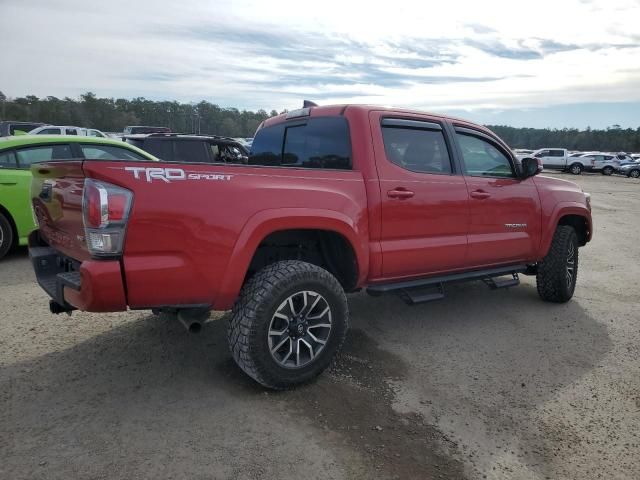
xmin=0 ymin=92 xmax=278 ymax=137
xmin=489 ymin=125 xmax=640 ymax=153
xmin=1 ymin=92 xmax=639 ymax=151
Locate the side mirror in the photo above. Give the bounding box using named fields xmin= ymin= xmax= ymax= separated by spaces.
xmin=521 ymin=157 xmax=543 ymax=178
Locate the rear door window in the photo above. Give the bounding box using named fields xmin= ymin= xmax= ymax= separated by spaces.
xmin=381 ymin=125 xmax=452 ymax=174
xmin=15 ymin=144 xmax=73 ymax=168
xmin=80 ymin=144 xmax=148 ymax=161
xmin=0 ymin=150 xmax=17 ymax=169
xmin=250 ymin=117 xmax=351 ymax=169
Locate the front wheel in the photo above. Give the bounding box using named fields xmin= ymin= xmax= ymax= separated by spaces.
xmin=0 ymin=213 xmax=14 ymax=260
xmin=602 ymin=166 xmax=614 ymax=176
xmin=569 ymin=163 xmax=583 ymax=175
xmin=228 ymin=261 xmax=349 ymax=389
xmin=536 ymin=226 xmax=579 ymax=303
xmin=629 ymin=169 xmax=640 ymax=178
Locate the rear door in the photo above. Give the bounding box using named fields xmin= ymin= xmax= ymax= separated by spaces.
xmin=371 ymin=112 xmax=469 ymax=279
xmin=453 ymin=127 xmax=541 ymax=266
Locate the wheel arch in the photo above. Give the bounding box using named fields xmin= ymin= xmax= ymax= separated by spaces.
xmin=0 ymin=203 xmax=18 ymax=249
xmin=216 ymin=208 xmax=368 ymax=310
xmin=540 ymin=204 xmax=592 ymax=257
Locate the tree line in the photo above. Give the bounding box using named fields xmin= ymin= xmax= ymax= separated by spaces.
xmin=0 ymin=92 xmax=278 ymax=138
xmin=1 ymin=91 xmax=639 ymax=151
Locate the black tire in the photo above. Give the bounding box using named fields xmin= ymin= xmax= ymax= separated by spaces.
xmin=602 ymin=166 xmax=614 ymax=176
xmin=629 ymin=169 xmax=640 ymax=178
xmin=536 ymin=226 xmax=578 ymax=303
xmin=0 ymin=213 xmax=14 ymax=260
xmin=569 ymin=163 xmax=583 ymax=175
xmin=228 ymin=260 xmax=349 ymax=390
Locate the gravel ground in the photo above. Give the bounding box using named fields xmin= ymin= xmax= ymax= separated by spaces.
xmin=1 ymin=172 xmax=638 ymax=480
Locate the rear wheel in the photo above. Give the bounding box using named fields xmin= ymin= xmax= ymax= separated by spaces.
xmin=629 ymin=169 xmax=640 ymax=178
xmin=569 ymin=163 xmax=583 ymax=175
xmin=536 ymin=226 xmax=578 ymax=303
xmin=0 ymin=213 xmax=14 ymax=260
xmin=228 ymin=260 xmax=349 ymax=389
xmin=602 ymin=166 xmax=614 ymax=176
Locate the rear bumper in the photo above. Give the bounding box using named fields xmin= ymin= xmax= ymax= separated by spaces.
xmin=29 ymin=232 xmax=127 ymax=312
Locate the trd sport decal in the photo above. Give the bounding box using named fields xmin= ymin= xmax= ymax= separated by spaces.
xmin=124 ymin=167 xmax=232 ymax=183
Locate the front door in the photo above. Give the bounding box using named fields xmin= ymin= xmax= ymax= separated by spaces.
xmin=371 ymin=113 xmax=469 ymax=280
xmin=453 ymin=128 xmax=541 ymax=267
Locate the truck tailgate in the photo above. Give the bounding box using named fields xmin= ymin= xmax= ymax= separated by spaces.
xmin=31 ymin=161 xmax=91 ymax=262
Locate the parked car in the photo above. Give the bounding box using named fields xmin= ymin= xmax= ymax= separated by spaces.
xmin=583 ymin=153 xmax=616 ymax=174
xmin=28 ymin=125 xmax=108 ymax=137
xmin=531 ymin=148 xmax=589 ymax=174
xmin=619 ymin=162 xmax=640 ymax=178
xmin=28 ymin=104 xmax=592 ymax=389
xmin=123 ymin=126 xmax=171 ymax=135
xmin=124 ymin=133 xmax=248 ymax=164
xmin=0 ymin=121 xmax=47 ymax=137
xmin=0 ymin=135 xmax=158 ymax=259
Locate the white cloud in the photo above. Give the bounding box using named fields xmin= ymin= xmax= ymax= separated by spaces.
xmin=0 ymin=0 xmax=638 ymax=121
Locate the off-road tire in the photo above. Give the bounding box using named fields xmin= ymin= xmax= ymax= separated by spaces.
xmin=228 ymin=260 xmax=349 ymax=390
xmin=602 ymin=166 xmax=614 ymax=176
xmin=0 ymin=213 xmax=14 ymax=260
xmin=569 ymin=163 xmax=583 ymax=175
xmin=536 ymin=226 xmax=578 ymax=303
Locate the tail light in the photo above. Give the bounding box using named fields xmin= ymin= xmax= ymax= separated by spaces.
xmin=82 ymin=179 xmax=133 ymax=257
xmin=591 ymin=158 xmax=596 ymax=166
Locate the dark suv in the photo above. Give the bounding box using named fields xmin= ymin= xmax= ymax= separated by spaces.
xmin=0 ymin=121 xmax=46 ymax=137
xmin=124 ymin=133 xmax=249 ymax=164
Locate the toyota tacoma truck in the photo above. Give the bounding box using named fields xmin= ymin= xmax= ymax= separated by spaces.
xmin=28 ymin=104 xmax=593 ymax=389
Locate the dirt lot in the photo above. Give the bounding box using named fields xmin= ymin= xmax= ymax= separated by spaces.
xmin=1 ymin=172 xmax=639 ymax=480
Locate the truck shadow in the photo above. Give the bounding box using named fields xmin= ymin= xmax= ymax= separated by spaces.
xmin=1 ymin=280 xmax=611 ymax=480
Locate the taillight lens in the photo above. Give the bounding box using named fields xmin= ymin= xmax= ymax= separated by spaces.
xmin=82 ymin=179 xmax=133 ymax=257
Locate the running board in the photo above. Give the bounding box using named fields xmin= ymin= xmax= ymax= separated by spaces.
xmin=400 ymin=284 xmax=445 ymax=305
xmin=483 ymin=273 xmax=520 ymax=290
xmin=367 ymin=264 xmax=527 ymax=299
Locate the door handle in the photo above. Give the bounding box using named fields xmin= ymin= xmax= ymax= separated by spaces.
xmin=470 ymin=190 xmax=491 ymax=199
xmin=387 ymin=188 xmax=415 ymax=199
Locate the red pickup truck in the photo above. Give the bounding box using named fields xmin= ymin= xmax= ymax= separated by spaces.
xmin=29 ymin=104 xmax=592 ymax=389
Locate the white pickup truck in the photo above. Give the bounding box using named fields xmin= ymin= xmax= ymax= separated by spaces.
xmin=529 ymin=148 xmax=589 ymax=175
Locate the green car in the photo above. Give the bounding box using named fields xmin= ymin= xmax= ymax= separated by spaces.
xmin=0 ymin=135 xmax=158 ymax=259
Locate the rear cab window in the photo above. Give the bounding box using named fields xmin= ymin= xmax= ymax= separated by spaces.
xmin=250 ymin=117 xmax=351 ymax=170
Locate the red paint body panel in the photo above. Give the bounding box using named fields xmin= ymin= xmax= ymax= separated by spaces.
xmin=64 ymin=260 xmax=127 ymax=311
xmin=30 ymin=105 xmax=592 ymax=313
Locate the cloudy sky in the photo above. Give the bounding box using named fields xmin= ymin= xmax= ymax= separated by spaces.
xmin=1 ymin=0 xmax=639 ymax=128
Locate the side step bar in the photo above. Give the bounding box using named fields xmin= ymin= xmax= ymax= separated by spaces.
xmin=367 ymin=265 xmax=527 ymax=305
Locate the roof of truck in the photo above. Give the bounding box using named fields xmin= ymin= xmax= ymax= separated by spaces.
xmin=261 ymin=104 xmax=498 ymax=134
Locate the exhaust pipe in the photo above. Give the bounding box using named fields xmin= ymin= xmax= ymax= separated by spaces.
xmin=177 ymin=308 xmax=210 ymax=333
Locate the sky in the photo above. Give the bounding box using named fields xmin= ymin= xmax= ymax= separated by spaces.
xmin=1 ymin=0 xmax=639 ymax=129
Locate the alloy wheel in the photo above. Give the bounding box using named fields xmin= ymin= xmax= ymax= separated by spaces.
xmin=566 ymin=241 xmax=576 ymax=289
xmin=268 ymin=290 xmax=332 ymax=369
